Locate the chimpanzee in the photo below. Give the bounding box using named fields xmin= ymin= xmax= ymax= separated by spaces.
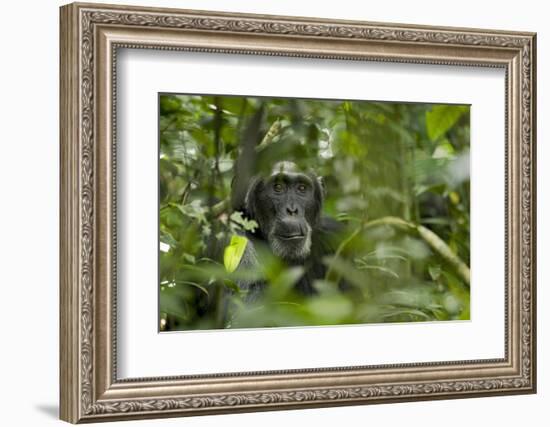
xmin=234 ymin=161 xmax=346 ymax=303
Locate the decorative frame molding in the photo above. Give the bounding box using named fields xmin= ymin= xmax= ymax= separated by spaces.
xmin=60 ymin=2 xmax=536 ymax=423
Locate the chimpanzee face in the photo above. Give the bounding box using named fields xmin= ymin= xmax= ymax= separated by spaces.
xmin=245 ymin=162 xmax=323 ymax=262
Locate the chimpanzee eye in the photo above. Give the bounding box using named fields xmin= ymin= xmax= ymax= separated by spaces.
xmin=273 ymin=182 xmax=284 ymax=193
xmin=297 ymin=183 xmax=308 ymax=193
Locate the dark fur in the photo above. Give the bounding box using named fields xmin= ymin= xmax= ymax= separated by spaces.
xmin=236 ymin=162 xmax=345 ymax=303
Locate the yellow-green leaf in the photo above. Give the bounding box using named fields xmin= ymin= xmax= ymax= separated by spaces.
xmin=426 ymin=105 xmax=469 ymax=141
xmin=223 ymin=235 xmax=248 ymax=273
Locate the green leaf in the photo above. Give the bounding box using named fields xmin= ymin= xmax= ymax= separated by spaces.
xmin=354 ymin=261 xmax=400 ymax=279
xmin=159 ymin=95 xmax=182 ymax=114
xmin=323 ymin=256 xmax=369 ymax=289
xmin=428 ymin=265 xmax=442 ymax=281
xmin=230 ymin=211 xmax=259 ymax=232
xmin=160 ymin=230 xmax=178 ymax=247
xmin=178 ymin=200 xmax=207 ymax=223
xmin=182 ymin=253 xmax=196 ymax=264
xmin=426 ymin=105 xmax=468 ymax=141
xmin=381 ymin=308 xmax=432 ymax=321
xmin=159 ymin=289 xmax=188 ymax=320
xmin=432 ymin=139 xmax=455 ymax=159
xmin=306 ymin=295 xmax=353 ymax=324
xmin=181 ymin=281 xmax=209 ymax=296
xmin=270 ymin=266 xmax=305 ymax=298
xmin=223 ymin=235 xmax=248 ymax=273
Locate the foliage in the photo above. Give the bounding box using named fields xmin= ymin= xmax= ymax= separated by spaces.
xmin=159 ymin=94 xmax=470 ymax=331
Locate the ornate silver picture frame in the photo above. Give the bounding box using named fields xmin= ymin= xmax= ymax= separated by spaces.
xmin=60 ymin=2 xmax=536 ymax=423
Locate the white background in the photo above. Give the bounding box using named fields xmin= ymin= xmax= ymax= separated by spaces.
xmin=0 ymin=0 xmax=546 ymax=426
xmin=118 ymin=50 xmax=505 ymax=377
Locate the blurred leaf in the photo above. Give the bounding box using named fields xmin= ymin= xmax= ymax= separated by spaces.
xmin=426 ymin=105 xmax=468 ymax=141
xmin=158 ymin=94 xmax=471 ymax=331
xmin=172 ymin=280 xmax=209 ymax=296
xmin=223 ymin=235 xmax=249 ymax=273
xmin=355 ymin=259 xmax=400 ymax=279
xmin=182 ymin=253 xmax=196 ymax=264
xmin=382 ymin=307 xmax=432 ymax=321
xmin=160 ymin=230 xmax=178 ymax=248
xmin=230 ymin=211 xmax=258 ymax=232
xmin=312 ymin=279 xmax=342 ymax=295
xmin=306 ymin=295 xmax=353 ymax=324
xmin=160 ymin=95 xmax=182 ymax=114
xmin=428 ymin=265 xmax=442 ymax=281
xmin=306 ymin=294 xmax=353 ymax=325
xmin=159 ymin=288 xmax=188 ymax=320
xmin=268 ymin=266 xmax=305 ymax=299
xmin=432 ymin=139 xmax=455 ymax=159
xmin=323 ymin=256 xmax=369 ymax=289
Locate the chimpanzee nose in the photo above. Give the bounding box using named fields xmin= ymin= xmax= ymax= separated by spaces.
xmin=286 ymin=205 xmax=298 ymax=216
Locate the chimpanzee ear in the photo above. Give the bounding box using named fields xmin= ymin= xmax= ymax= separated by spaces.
xmin=244 ymin=177 xmax=262 ymax=219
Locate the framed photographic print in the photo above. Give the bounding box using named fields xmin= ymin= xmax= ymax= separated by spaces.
xmin=59 ymin=2 xmax=537 ymax=423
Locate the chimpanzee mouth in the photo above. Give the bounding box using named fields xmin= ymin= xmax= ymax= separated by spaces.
xmin=276 ymin=233 xmax=305 ymax=241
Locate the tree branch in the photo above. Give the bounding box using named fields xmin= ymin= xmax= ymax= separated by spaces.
xmin=364 ymin=216 xmax=470 ymax=287
xmin=325 ymin=216 xmax=470 ymax=288
xmin=256 ymin=119 xmax=282 ymax=152
xmin=209 ymin=120 xmax=281 ymax=218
